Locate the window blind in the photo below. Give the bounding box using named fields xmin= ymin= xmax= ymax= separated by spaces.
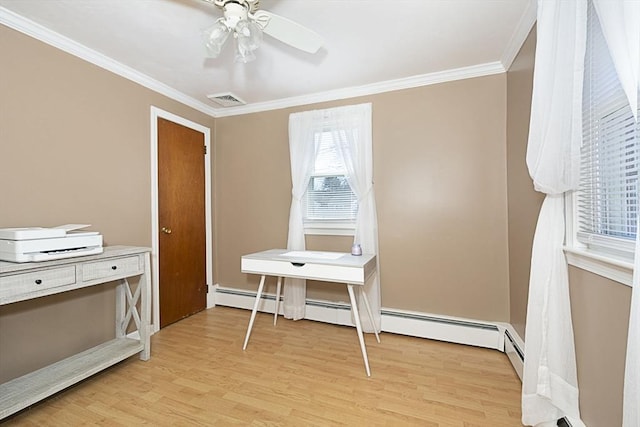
xmin=577 ymin=5 xmax=640 ymax=251
xmin=303 ymin=131 xmax=358 ymax=222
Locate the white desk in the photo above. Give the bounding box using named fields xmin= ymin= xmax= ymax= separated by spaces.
xmin=0 ymin=246 xmax=151 ymax=419
xmin=241 ymin=249 xmax=379 ymax=376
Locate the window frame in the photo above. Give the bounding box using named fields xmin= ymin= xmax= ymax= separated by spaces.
xmin=302 ymin=128 xmax=357 ymax=236
xmin=565 ymin=192 xmax=634 ymax=287
xmin=564 ymin=2 xmax=637 ymax=288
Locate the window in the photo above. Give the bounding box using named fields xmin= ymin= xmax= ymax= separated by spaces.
xmin=576 ymin=4 xmax=640 ymax=258
xmin=302 ymin=129 xmax=358 ymax=234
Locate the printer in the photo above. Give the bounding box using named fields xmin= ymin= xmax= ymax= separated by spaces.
xmin=0 ymin=225 xmax=103 ymax=263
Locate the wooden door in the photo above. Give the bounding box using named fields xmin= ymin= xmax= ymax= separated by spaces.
xmin=158 ymin=117 xmax=207 ymax=328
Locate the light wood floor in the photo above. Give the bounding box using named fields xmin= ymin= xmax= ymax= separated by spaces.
xmin=4 ymin=306 xmax=523 ymax=426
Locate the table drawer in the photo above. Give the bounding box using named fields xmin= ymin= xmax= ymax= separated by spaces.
xmin=0 ymin=266 xmax=77 ymax=299
xmin=241 ymin=258 xmax=367 ymax=284
xmin=82 ymin=256 xmax=141 ymax=282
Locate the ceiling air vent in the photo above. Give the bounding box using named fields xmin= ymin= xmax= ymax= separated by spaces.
xmin=206 ymin=92 xmax=246 ymax=107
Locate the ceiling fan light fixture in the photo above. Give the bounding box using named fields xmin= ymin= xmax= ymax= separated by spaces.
xmin=234 ymin=19 xmax=262 ymax=63
xmin=202 ymin=0 xmax=323 ymax=63
xmin=203 ymin=19 xmax=230 ymax=58
xmin=234 ymin=45 xmax=256 ymax=63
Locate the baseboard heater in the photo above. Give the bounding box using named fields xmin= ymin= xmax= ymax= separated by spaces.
xmin=504 ymin=327 xmax=524 ymax=380
xmin=214 ymin=285 xmax=505 ymax=351
xmin=380 ymin=309 xmax=498 ymax=330
xmin=215 ymin=286 xmax=577 ymax=423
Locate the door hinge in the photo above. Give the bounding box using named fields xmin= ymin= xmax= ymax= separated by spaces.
xmin=204 ymin=145 xmax=207 ymax=155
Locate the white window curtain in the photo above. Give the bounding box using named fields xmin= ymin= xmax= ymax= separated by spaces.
xmin=592 ymin=2 xmax=640 ymax=426
xmin=285 ymin=103 xmax=380 ymax=332
xmin=522 ymin=1 xmax=587 ymax=426
xmin=592 ymin=0 xmax=640 ymax=120
xmin=284 ymin=112 xmax=321 ymax=320
xmin=328 ymin=103 xmax=380 ymax=332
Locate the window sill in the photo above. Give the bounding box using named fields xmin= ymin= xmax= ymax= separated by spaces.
xmin=304 ymin=226 xmax=355 ymax=236
xmin=564 ymin=246 xmax=633 ymax=288
xmin=303 ymin=222 xmax=355 ymax=236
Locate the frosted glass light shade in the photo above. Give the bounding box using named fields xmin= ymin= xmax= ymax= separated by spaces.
xmin=203 ymin=20 xmax=230 ymax=58
xmin=234 ymin=19 xmax=262 ymax=63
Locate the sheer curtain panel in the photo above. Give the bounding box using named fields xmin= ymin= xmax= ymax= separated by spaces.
xmin=592 ymin=0 xmax=640 ymax=119
xmin=592 ymin=2 xmax=640 ymax=425
xmin=285 ymin=103 xmax=380 ymax=332
xmin=285 ymin=111 xmax=321 ymax=320
xmin=522 ymin=1 xmax=587 ymax=426
xmin=328 ymin=103 xmax=380 ymax=333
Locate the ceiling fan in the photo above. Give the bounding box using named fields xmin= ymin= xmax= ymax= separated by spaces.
xmin=200 ymin=0 xmax=323 ymax=63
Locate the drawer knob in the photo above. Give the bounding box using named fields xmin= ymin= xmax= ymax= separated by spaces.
xmin=111 ymin=266 xmax=117 ymax=270
xmin=35 ymin=279 xmax=42 ymax=285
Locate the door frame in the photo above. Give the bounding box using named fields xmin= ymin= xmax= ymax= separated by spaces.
xmin=150 ymin=106 xmax=213 ymax=333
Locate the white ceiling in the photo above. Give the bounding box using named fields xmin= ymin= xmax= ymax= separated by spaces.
xmin=0 ymin=0 xmax=536 ymax=117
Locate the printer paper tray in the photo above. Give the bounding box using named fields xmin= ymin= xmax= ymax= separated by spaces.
xmin=0 ymin=247 xmax=104 ymax=263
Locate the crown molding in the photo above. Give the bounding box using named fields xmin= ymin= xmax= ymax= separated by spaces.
xmin=0 ymin=7 xmax=218 ymax=118
xmin=212 ymin=61 xmax=507 ymax=117
xmin=500 ymin=0 xmax=537 ymax=70
xmin=2 ymin=6 xmax=509 ymax=119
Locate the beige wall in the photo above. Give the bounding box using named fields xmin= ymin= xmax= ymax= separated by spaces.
xmin=506 ymin=27 xmax=543 ymax=339
xmin=569 ymin=267 xmax=631 ymax=427
xmin=506 ymin=26 xmax=632 ymax=427
xmin=215 ymin=75 xmax=511 ymax=321
xmin=0 ymin=25 xmax=215 ymax=382
xmin=3 ymin=14 xmax=633 ymax=426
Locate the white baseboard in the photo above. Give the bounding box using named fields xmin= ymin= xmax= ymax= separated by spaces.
xmin=212 ymin=284 xmax=525 ymax=368
xmin=207 ymin=283 xmax=216 ymax=309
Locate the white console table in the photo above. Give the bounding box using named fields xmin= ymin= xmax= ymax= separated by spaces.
xmin=241 ymin=249 xmax=380 ymax=376
xmin=0 ymin=245 xmax=151 ymax=419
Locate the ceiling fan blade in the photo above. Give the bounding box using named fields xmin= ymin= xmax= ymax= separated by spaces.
xmin=253 ymin=10 xmax=323 ymax=54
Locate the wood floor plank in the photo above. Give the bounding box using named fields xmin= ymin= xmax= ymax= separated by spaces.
xmin=3 ymin=306 xmax=523 ymax=425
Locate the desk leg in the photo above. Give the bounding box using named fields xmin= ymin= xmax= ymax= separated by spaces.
xmin=360 ymin=288 xmax=380 ymax=343
xmin=274 ymin=277 xmax=282 ymax=326
xmin=347 ymin=284 xmax=371 ymax=377
xmin=243 ymin=275 xmax=266 ymax=350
